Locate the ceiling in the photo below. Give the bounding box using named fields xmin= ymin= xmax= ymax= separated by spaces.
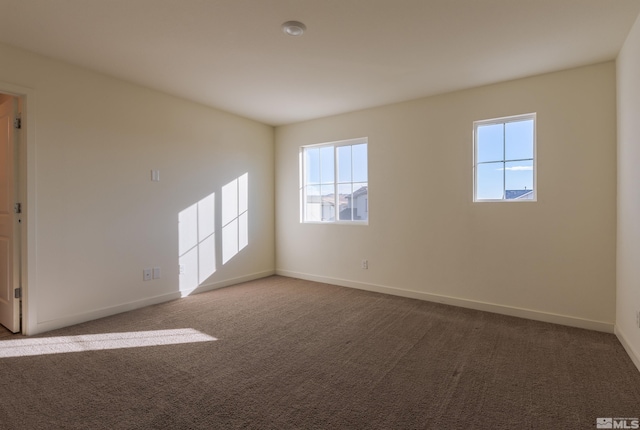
xmin=0 ymin=0 xmax=638 ymax=126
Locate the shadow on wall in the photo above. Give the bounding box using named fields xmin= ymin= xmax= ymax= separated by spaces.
xmin=178 ymin=173 xmax=248 ymax=297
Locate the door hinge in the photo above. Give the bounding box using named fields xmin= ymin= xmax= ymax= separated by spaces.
xmin=14 ymin=203 xmax=21 ymax=214
xmin=14 ymin=288 xmax=21 ymax=299
xmin=13 ymin=117 xmax=21 ymax=129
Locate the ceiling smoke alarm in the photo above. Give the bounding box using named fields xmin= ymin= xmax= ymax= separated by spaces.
xmin=282 ymin=21 xmax=306 ymax=37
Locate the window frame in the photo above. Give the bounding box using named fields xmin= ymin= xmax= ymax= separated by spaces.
xmin=473 ymin=113 xmax=537 ymax=203
xmin=300 ymin=137 xmax=369 ymax=225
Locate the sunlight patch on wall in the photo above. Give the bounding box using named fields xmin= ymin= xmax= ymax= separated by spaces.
xmin=222 ymin=173 xmax=248 ymax=264
xmin=179 ymin=192 xmax=216 ymax=296
xmin=177 ymin=173 xmax=249 ymax=297
xmin=0 ymin=329 xmax=217 ymax=358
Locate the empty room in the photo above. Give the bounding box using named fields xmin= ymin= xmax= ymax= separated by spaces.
xmin=1 ymin=1 xmax=640 ymax=428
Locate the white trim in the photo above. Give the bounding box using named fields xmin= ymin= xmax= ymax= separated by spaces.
xmin=473 ymin=112 xmax=537 ymax=202
xmin=474 ymin=113 xmax=537 ymax=127
xmin=31 ymin=270 xmax=275 ymax=335
xmin=301 ymin=136 xmax=368 ymax=149
xmin=34 ymin=291 xmax=184 ymax=335
xmin=615 ymin=325 xmax=640 ymax=374
xmin=474 ymin=198 xmax=537 ymax=203
xmin=0 ymin=81 xmax=37 ymax=336
xmin=275 ymin=269 xmax=614 ymax=333
xmin=300 ymin=137 xmax=369 ymax=224
xmin=302 ymin=220 xmax=368 ymax=226
xmin=181 ymin=269 xmax=274 ymax=297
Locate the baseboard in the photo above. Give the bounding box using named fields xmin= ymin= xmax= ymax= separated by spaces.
xmin=181 ymin=270 xmax=276 ymax=297
xmin=276 ymin=270 xmax=614 ymax=333
xmin=615 ymin=325 xmax=640 ymax=373
xmin=31 ymin=270 xmax=275 ymax=335
xmin=33 ymin=291 xmax=182 ymax=335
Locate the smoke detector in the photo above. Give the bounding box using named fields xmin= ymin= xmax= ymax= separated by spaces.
xmin=282 ymin=21 xmax=306 ymax=37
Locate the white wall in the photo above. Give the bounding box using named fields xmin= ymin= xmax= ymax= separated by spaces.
xmin=617 ymin=14 xmax=640 ymax=370
xmin=0 ymin=42 xmax=275 ymax=334
xmin=276 ymin=62 xmax=617 ymax=332
xmin=0 ymin=38 xmax=622 ymax=339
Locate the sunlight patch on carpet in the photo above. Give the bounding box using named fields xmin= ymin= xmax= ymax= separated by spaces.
xmin=0 ymin=329 xmax=217 ymax=358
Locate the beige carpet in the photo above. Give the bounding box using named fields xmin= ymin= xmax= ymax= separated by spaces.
xmin=0 ymin=276 xmax=638 ymax=429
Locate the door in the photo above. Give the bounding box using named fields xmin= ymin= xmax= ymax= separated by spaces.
xmin=0 ymin=95 xmax=20 ymax=333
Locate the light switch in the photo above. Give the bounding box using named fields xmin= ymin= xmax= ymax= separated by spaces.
xmin=151 ymin=170 xmax=160 ymax=182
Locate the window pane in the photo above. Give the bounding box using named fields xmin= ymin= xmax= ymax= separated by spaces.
xmin=305 ymin=185 xmax=321 ymax=222
xmin=505 ymin=119 xmax=534 ymax=160
xmin=302 ymin=139 xmax=368 ymax=223
xmin=337 ymin=145 xmax=352 ymax=183
xmin=321 ymin=184 xmax=335 ymax=221
xmin=477 ymin=123 xmax=504 ymax=163
xmin=305 ymin=148 xmax=320 ymax=184
xmin=352 ymin=183 xmax=368 ymax=221
xmin=320 ymin=146 xmax=334 ymax=184
xmin=352 ymin=144 xmax=368 ymax=182
xmin=476 ymin=162 xmax=504 ymax=200
xmin=504 ymin=160 xmax=533 ymax=199
xmin=338 ymin=183 xmax=352 ymax=220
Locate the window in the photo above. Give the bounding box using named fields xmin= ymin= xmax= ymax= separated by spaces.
xmin=301 ymin=138 xmax=368 ymax=223
xmin=474 ymin=113 xmax=536 ymax=202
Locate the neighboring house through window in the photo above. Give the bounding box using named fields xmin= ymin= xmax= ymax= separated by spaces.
xmin=474 ymin=113 xmax=536 ymax=202
xmin=301 ymin=138 xmax=368 ymax=223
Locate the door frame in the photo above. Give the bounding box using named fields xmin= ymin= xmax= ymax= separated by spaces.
xmin=0 ymin=81 xmax=36 ymax=335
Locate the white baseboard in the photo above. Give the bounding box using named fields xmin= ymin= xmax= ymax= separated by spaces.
xmin=33 ymin=291 xmax=182 ymax=335
xmin=182 ymin=270 xmax=276 ymax=297
xmin=615 ymin=325 xmax=640 ymax=373
xmin=276 ymin=270 xmax=614 ymax=333
xmin=31 ymin=270 xmax=275 ymax=335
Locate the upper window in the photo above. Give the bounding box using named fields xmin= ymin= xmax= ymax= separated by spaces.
xmin=474 ymin=113 xmax=536 ymax=202
xmin=301 ymin=138 xmax=368 ymax=223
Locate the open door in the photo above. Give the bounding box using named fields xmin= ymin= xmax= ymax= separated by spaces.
xmin=0 ymin=95 xmax=20 ymax=333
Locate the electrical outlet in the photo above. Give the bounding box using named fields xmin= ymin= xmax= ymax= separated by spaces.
xmin=153 ymin=267 xmax=161 ymax=279
xmin=143 ymin=268 xmax=152 ymax=281
xmin=179 ymin=264 xmax=185 ymax=275
xmin=361 ymin=259 xmax=368 ymax=269
xmin=637 ymin=310 xmax=640 ymax=328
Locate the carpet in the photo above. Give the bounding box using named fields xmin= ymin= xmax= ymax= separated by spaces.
xmin=0 ymin=276 xmax=638 ymax=429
